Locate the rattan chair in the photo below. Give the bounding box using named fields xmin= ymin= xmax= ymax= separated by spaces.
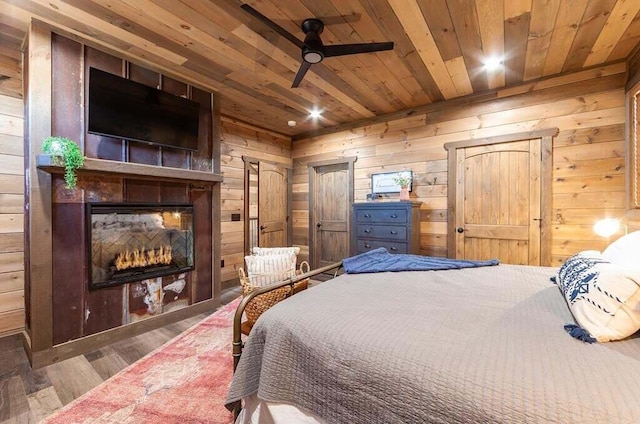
xmin=238 ymin=248 xmax=310 ymax=334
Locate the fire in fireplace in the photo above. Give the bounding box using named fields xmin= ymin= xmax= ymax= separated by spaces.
xmin=87 ymin=203 xmax=194 ymax=290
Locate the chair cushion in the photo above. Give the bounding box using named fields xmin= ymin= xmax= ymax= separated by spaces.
xmin=251 ymin=246 xmax=301 ymax=256
xmin=244 ymin=252 xmax=297 ymax=287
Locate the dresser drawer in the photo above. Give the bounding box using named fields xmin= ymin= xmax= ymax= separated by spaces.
xmin=355 ymin=208 xmax=408 ymax=224
xmin=356 ymin=224 xmax=407 ymax=240
xmin=356 ymin=239 xmax=408 ymax=254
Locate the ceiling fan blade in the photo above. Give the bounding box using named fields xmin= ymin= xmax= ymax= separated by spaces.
xmin=292 ymin=61 xmax=312 ymax=88
xmin=241 ymin=4 xmax=303 ymax=49
xmin=324 ymin=42 xmax=394 ymax=58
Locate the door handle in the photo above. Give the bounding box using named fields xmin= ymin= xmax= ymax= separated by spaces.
xmin=260 ymin=225 xmax=267 ymax=231
xmin=316 ymin=222 xmax=322 ymax=229
xmin=456 ymin=227 xmax=464 ymax=233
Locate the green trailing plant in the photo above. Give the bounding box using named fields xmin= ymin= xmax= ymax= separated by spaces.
xmin=42 ymin=136 xmax=85 ymax=189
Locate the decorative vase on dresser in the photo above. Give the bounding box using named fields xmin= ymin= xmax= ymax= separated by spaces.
xmin=351 ymin=201 xmax=422 ymax=256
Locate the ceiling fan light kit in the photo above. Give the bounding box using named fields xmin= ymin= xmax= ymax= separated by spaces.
xmin=241 ymin=4 xmax=394 ymax=88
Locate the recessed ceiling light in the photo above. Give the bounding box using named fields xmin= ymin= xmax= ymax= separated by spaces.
xmin=287 ymin=120 xmax=297 ymax=127
xmin=309 ymin=109 xmax=322 ymax=119
xmin=483 ymin=56 xmax=503 ymax=71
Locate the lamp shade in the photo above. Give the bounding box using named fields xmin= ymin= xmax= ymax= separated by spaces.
xmin=593 ymin=218 xmax=621 ymax=237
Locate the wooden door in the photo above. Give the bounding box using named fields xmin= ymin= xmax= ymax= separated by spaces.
xmin=446 ymin=131 xmax=553 ymax=266
xmin=311 ymin=162 xmax=352 ymax=268
xmin=258 ymin=162 xmax=288 ymax=247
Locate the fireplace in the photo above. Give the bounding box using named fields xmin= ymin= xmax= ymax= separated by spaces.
xmin=87 ymin=203 xmax=195 ymax=290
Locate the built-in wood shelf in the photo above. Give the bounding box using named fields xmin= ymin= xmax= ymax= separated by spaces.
xmin=37 ymin=155 xmax=223 ymax=185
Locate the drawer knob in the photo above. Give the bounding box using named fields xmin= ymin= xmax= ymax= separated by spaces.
xmin=364 ymin=243 xmax=371 ymax=248
xmin=364 ymin=229 xmax=371 ymax=233
xmin=390 ymin=230 xmax=398 ymax=235
xmin=390 ymin=246 xmax=398 ymax=251
xmin=390 ymin=214 xmax=398 ymax=218
xmin=364 ymin=213 xmax=371 ymax=218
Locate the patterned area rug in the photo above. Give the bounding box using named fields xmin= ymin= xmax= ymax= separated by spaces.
xmin=43 ymin=299 xmax=240 ymax=424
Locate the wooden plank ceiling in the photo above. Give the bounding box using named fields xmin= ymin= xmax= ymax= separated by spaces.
xmin=1 ymin=0 xmax=640 ymax=137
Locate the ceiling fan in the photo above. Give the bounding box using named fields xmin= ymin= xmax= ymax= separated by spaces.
xmin=241 ymin=4 xmax=395 ymax=88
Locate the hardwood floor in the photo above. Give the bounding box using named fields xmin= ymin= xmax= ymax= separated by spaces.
xmin=0 ymin=286 xmax=242 ymax=424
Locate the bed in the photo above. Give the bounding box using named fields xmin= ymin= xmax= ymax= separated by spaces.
xmin=225 ymin=246 xmax=640 ymax=423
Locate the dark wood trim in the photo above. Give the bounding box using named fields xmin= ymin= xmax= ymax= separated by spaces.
xmin=306 ymin=156 xmax=358 ymax=169
xmin=37 ymin=155 xmax=223 ymax=184
xmin=446 ymin=148 xmax=459 ymax=259
xmin=212 ymin=94 xmax=222 ymax=301
xmin=241 ymin=155 xmax=292 ymax=169
xmin=540 ymin=135 xmax=553 ymax=266
xmin=243 ymin=159 xmax=253 ymax=256
xmin=23 ymin=298 xmax=221 ymax=369
xmin=308 ymin=157 xmax=356 ymax=268
xmin=443 ymin=128 xmax=559 ymax=150
xmin=287 ymin=167 xmax=293 ymax=247
xmin=626 ymin=45 xmax=640 ymax=91
xmin=25 ymin=22 xmax=53 ymax=352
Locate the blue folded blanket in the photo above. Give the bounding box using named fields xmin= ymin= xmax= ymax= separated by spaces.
xmin=343 ymin=247 xmax=499 ymax=274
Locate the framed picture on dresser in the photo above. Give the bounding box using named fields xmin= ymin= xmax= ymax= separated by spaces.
xmin=371 ymin=171 xmax=412 ymax=194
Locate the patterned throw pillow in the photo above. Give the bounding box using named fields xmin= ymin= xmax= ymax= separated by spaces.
xmin=244 ymin=252 xmax=297 ymax=287
xmin=555 ymin=251 xmax=640 ymax=342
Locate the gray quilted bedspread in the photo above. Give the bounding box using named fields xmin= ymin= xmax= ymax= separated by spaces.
xmin=225 ymin=265 xmax=640 ymax=424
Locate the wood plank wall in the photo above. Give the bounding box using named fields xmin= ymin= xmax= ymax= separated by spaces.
xmin=0 ymin=10 xmax=24 ymax=342
xmin=0 ymin=44 xmax=24 ymax=337
xmin=0 ymin=96 xmax=23 ymax=337
xmin=293 ymin=63 xmax=628 ymax=266
xmin=220 ymin=117 xmax=292 ymax=282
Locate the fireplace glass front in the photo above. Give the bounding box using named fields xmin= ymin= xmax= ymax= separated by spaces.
xmin=87 ymin=203 xmax=194 ymax=290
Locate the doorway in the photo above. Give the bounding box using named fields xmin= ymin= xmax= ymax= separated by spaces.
xmin=243 ymin=157 xmax=291 ymax=254
xmin=309 ymin=157 xmax=356 ymax=269
xmin=444 ymin=129 xmax=555 ymax=266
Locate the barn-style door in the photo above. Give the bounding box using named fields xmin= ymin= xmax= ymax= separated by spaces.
xmin=445 ymin=129 xmax=555 ymax=266
xmin=308 ymin=157 xmax=356 ymax=269
xmin=258 ymin=161 xmax=289 ymax=248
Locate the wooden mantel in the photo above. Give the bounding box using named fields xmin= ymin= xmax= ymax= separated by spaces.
xmin=37 ymin=155 xmax=223 ymax=185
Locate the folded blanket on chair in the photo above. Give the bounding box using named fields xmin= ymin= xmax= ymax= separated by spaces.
xmin=343 ymin=247 xmax=499 ymax=273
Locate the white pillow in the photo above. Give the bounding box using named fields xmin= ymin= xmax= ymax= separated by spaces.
xmin=252 ymin=246 xmax=300 ymax=256
xmin=244 ymin=252 xmax=297 ymax=287
xmin=602 ymin=231 xmax=640 ymax=268
xmin=556 ymin=251 xmax=640 ymax=342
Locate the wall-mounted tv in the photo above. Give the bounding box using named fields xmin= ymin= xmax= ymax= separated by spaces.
xmin=88 ymin=67 xmax=200 ymax=151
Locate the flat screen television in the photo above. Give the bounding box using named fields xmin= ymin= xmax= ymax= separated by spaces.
xmin=88 ymin=67 xmax=200 ymax=151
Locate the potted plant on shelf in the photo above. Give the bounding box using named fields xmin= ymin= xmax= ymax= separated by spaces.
xmin=42 ymin=136 xmax=85 ymax=189
xmin=393 ymin=171 xmax=412 ymax=201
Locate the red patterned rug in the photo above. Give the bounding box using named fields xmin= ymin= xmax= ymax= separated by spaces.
xmin=43 ymin=299 xmax=239 ymax=424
